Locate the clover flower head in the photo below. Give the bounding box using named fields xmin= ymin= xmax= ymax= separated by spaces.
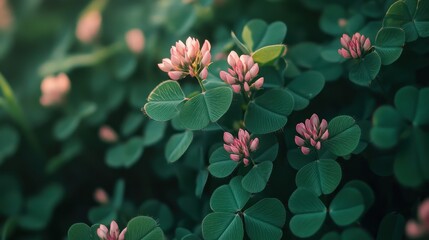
xmin=125 ymin=29 xmax=145 ymax=54
xmin=40 ymin=73 xmax=71 ymax=107
xmin=219 ymin=51 xmax=264 ymax=97
xmin=295 ymin=113 xmax=329 ymax=155
xmin=338 ymin=33 xmax=371 ymax=59
xmin=406 ymin=199 xmax=429 ymax=238
xmin=223 ymin=129 xmax=259 ymax=166
xmin=97 ymin=220 xmax=126 ymax=240
xmin=158 ymin=37 xmax=211 ymax=80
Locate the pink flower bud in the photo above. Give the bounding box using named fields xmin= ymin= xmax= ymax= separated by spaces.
xmin=76 ymin=10 xmax=102 ymax=44
xmin=338 ymin=32 xmax=371 ymax=59
xmin=252 ymin=77 xmax=264 ymax=89
xmin=406 ymin=220 xmax=424 ymax=238
xmin=168 ymin=71 xmax=184 ymax=80
xmin=199 ymin=67 xmax=208 ymax=80
xmin=223 ymin=132 xmax=234 ymax=144
xmin=294 ymin=136 xmax=305 ymax=146
xmin=243 ymin=158 xmax=249 ymax=166
xmin=94 ymin=188 xmax=109 ymax=204
xmin=250 ymin=138 xmax=259 ymax=152
xmin=40 ymin=73 xmax=71 ymax=107
xmin=125 ymin=29 xmax=145 ymax=54
xmin=301 ymin=146 xmax=310 ymax=155
xmin=232 ymin=84 xmax=241 ymax=93
xmin=99 ymin=125 xmax=118 ymax=143
xmin=230 ymin=154 xmax=240 ymax=162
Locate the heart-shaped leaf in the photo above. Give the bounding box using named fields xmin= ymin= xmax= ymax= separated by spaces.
xmin=325 ymin=115 xmax=361 ymax=156
xmin=348 ymin=51 xmax=381 ymax=86
xmin=208 ymin=147 xmax=239 ymax=178
xmin=53 ymin=115 xmax=80 ymax=141
xmin=329 ymin=187 xmax=365 ymax=226
xmin=343 ymin=180 xmax=374 ymax=212
xmin=252 ymin=44 xmax=286 ymax=66
xmin=165 ymin=131 xmax=193 ymax=163
xmin=394 ymin=86 xmax=429 ymax=126
xmin=376 ymin=212 xmax=405 ymax=240
xmin=374 ymin=27 xmax=405 ymax=65
xmin=240 ymin=20 xmax=287 ymax=52
xmin=383 ymin=0 xmax=429 ymax=41
xmin=179 ymin=86 xmax=232 ymax=130
xmin=394 ymin=127 xmax=429 ymax=187
xmin=18 ymin=184 xmax=64 ymax=230
xmin=125 ymin=216 xmax=164 ymax=240
xmin=202 ymin=212 xmax=243 ymax=240
xmin=139 ymin=199 xmax=174 ymax=231
xmin=144 ymin=80 xmax=186 ymax=121
xmin=289 ymin=188 xmax=327 ymax=238
xmin=370 ymin=106 xmax=404 ymax=149
xmin=296 ymin=159 xmax=342 ymax=196
xmin=0 ymin=175 xmax=22 ymax=216
xmin=210 ymin=176 xmax=250 ymax=212
xmin=244 ymin=89 xmax=294 ymax=134
xmin=341 ymin=227 xmax=373 ymax=240
xmin=142 ymin=120 xmax=167 ymax=146
xmin=105 ymin=137 xmax=144 ymax=168
xmin=244 ymin=198 xmax=286 ymax=240
xmin=0 ymin=125 xmax=19 ymax=165
xmin=241 ymin=161 xmax=273 ymax=193
xmin=68 ymin=223 xmax=100 ymax=240
xmin=285 ymin=71 xmax=325 ymax=110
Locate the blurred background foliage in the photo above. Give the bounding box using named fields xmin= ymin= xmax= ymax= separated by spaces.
xmin=0 ymin=0 xmax=429 ymax=239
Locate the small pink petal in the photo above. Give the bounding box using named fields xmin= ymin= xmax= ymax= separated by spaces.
xmin=321 ymin=130 xmax=329 ymax=140
xmin=296 ymin=123 xmax=306 ymax=136
xmin=224 ymin=144 xmax=232 ymax=153
xmin=252 ymin=77 xmax=264 ymax=89
xmin=250 ymin=138 xmax=259 ymax=152
xmin=168 ymin=71 xmax=183 ymax=80
xmin=406 ymin=220 xmax=424 ymax=238
xmin=301 ymin=146 xmax=310 ymax=155
xmin=315 ymin=141 xmax=321 ymax=150
xmin=294 ymin=136 xmax=305 ymax=146
xmin=227 ymin=51 xmax=239 ymax=67
xmin=223 ymin=132 xmax=234 ymax=144
xmin=110 ymin=221 xmax=119 ymax=238
xmin=310 ymin=138 xmax=317 ymax=147
xmin=119 ymin=228 xmax=127 ymax=240
xmin=243 ymin=158 xmax=249 ymax=166
xmin=230 ymin=154 xmax=240 ymax=162
xmin=243 ymin=82 xmax=250 ymax=92
xmin=249 ymin=64 xmax=259 ymax=79
xmin=419 ymin=199 xmax=429 ymax=223
xmin=231 ymin=84 xmax=241 ymax=93
xmin=199 ymin=67 xmax=208 ymax=80
xmin=97 ymin=224 xmax=108 ymax=239
xmin=201 ymin=51 xmax=211 ymax=66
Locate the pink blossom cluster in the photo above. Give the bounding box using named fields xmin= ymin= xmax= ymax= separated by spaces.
xmin=97 ymin=220 xmax=126 ymax=240
xmin=40 ymin=73 xmax=71 ymax=107
xmin=158 ymin=37 xmax=211 ymax=80
xmin=406 ymin=199 xmax=429 ymax=238
xmin=338 ymin=33 xmax=371 ymax=59
xmin=220 ymin=51 xmax=264 ymax=97
xmin=295 ymin=114 xmax=329 ymax=155
xmin=223 ymin=129 xmax=259 ymax=166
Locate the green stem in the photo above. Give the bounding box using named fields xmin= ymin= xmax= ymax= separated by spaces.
xmin=0 ymin=73 xmax=43 ymax=156
xmin=39 ymin=42 xmax=125 ymax=76
xmin=195 ymin=75 xmax=207 ymax=92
